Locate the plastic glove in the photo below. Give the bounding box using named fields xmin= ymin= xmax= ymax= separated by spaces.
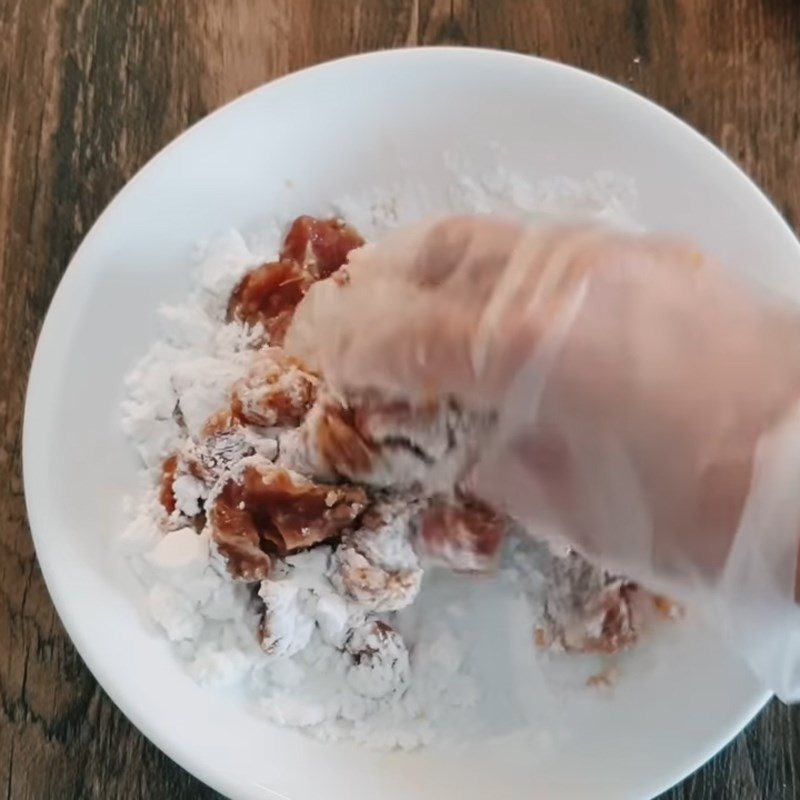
xmin=286 ymin=215 xmax=800 ymax=699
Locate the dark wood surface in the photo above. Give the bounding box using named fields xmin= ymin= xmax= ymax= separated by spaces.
xmin=2 ymin=1 xmax=800 ymax=797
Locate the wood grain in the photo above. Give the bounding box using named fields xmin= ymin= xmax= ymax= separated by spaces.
xmin=2 ymin=1 xmax=800 ymax=797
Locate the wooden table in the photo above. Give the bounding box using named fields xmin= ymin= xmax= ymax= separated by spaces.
xmin=2 ymin=1 xmax=800 ymax=797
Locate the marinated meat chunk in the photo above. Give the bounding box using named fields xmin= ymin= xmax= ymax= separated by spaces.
xmin=344 ymin=620 xmax=410 ymax=698
xmin=281 ymin=215 xmax=364 ymax=279
xmin=185 ymin=426 xmax=257 ymax=485
xmin=159 ymin=454 xmax=179 ymax=514
xmin=231 ymin=348 xmax=318 ymax=428
xmin=330 ymin=500 xmax=423 ymax=611
xmin=417 ymin=498 xmax=507 ymax=572
xmin=278 ymin=391 xmax=488 ymax=491
xmin=209 ymin=459 xmax=367 ymax=579
xmin=227 ymin=260 xmax=312 ymax=345
xmin=535 ymin=550 xmax=639 ymax=654
xmin=313 ymin=401 xmax=376 ymax=477
xmin=209 ymin=490 xmax=273 ymax=582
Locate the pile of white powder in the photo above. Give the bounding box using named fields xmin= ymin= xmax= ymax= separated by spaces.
xmin=119 ymin=156 xmax=639 ymax=749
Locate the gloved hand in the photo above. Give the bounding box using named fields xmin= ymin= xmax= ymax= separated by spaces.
xmin=286 ymin=215 xmax=800 ymax=699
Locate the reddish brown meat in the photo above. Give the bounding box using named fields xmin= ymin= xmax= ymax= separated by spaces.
xmin=209 ymin=461 xmax=368 ymax=579
xmin=231 ymin=349 xmax=318 ymax=428
xmin=535 ymin=551 xmax=641 ymax=655
xmin=417 ymin=498 xmax=507 ymax=572
xmin=315 ymin=403 xmax=376 ymax=477
xmin=227 ymin=260 xmax=312 ymax=345
xmin=281 ymin=216 xmax=364 ymax=279
xmin=159 ymin=454 xmax=179 ymax=514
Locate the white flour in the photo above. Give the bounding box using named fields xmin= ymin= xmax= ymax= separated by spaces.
xmin=120 ymin=156 xmax=641 ymax=749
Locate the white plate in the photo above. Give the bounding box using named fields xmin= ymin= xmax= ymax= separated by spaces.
xmin=24 ymin=47 xmax=795 ymax=799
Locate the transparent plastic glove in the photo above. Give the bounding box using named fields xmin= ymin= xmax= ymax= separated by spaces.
xmin=286 ymin=215 xmax=800 ymax=699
